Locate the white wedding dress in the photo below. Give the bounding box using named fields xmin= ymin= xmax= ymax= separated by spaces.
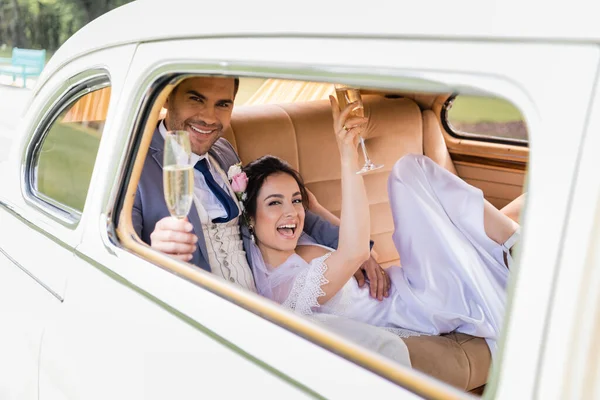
xmin=250 ymin=154 xmax=515 ymax=356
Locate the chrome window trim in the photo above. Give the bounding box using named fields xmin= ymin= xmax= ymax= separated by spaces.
xmin=0 ymin=243 xmax=64 ymax=302
xmin=23 ymin=69 xmax=111 ymax=227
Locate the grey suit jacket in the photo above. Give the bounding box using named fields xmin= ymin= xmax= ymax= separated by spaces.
xmin=132 ymin=125 xmax=340 ymax=273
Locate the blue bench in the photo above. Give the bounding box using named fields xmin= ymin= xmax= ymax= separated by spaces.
xmin=0 ymin=48 xmax=46 ymax=88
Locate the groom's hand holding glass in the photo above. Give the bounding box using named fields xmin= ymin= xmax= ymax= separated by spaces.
xmin=150 ymin=130 xmax=198 ymax=262
xmin=150 ymin=217 xmax=197 ymax=262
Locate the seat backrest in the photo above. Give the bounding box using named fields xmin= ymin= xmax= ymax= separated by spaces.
xmin=12 ymin=48 xmax=46 ymax=70
xmin=225 ymin=95 xmax=429 ymax=267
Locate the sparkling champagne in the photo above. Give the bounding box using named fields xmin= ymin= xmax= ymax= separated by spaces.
xmin=163 ymin=165 xmax=194 ymax=219
xmin=333 ymin=84 xmax=383 ymax=174
xmin=335 ymin=87 xmax=364 ymax=118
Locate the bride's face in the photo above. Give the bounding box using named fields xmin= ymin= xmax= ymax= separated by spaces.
xmin=253 ymin=172 xmax=305 ymax=255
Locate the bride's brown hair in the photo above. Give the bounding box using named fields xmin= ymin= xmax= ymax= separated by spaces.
xmin=243 ymin=155 xmax=309 ymax=220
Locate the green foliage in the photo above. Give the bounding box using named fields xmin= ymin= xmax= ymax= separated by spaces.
xmin=0 ymin=0 xmax=135 ymax=52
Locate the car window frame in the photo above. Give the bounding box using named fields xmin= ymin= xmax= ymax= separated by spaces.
xmin=441 ymin=93 xmax=529 ymax=147
xmin=24 ymin=70 xmax=111 ymax=226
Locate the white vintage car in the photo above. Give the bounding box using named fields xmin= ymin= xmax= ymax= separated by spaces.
xmin=2 ymin=0 xmax=600 ymax=398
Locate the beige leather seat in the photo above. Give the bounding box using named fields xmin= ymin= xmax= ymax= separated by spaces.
xmin=223 ymin=95 xmax=490 ymax=392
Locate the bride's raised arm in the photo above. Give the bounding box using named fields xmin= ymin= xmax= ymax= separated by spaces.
xmin=314 ymin=96 xmax=371 ymax=303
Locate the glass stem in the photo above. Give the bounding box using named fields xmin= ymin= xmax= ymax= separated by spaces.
xmin=359 ymin=136 xmax=371 ymax=164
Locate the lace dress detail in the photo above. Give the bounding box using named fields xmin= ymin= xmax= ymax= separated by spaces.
xmin=281 ymin=252 xmax=332 ymax=315
xmin=382 ymin=327 xmax=423 ymax=339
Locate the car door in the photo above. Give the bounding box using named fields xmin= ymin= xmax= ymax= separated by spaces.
xmin=0 ymin=243 xmax=62 ymax=400
xmin=0 ymin=45 xmax=137 ymax=400
xmin=0 ymin=56 xmax=126 ymax=400
xmin=34 ymin=34 xmax=600 ymax=400
xmin=102 ymin=36 xmax=596 ymax=399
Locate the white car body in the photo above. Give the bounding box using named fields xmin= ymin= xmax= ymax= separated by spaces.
xmin=2 ymin=0 xmax=600 ymax=398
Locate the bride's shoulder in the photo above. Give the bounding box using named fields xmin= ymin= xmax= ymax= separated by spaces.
xmin=296 ymin=245 xmax=331 ymax=264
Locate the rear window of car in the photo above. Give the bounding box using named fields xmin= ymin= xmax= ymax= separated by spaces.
xmin=444 ymin=94 xmax=528 ymax=144
xmin=32 ymin=81 xmax=110 ymax=215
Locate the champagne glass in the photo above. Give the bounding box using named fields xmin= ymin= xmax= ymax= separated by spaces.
xmin=163 ymin=130 xmax=194 ymax=219
xmin=334 ymin=84 xmax=384 ymax=174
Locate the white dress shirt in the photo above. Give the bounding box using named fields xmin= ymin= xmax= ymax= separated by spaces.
xmin=159 ymin=121 xmax=228 ymax=220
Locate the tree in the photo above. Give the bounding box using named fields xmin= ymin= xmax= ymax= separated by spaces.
xmin=64 ymin=0 xmax=133 ymax=26
xmin=74 ymin=0 xmax=110 ymax=23
xmin=9 ymin=0 xmax=26 ymax=47
xmin=0 ymin=0 xmax=135 ymax=52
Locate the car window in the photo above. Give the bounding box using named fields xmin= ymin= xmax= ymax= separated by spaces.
xmin=33 ymin=84 xmax=111 ymax=213
xmin=444 ymin=94 xmax=528 ymax=144
xmin=119 ymin=72 xmax=529 ymax=397
xmin=234 ymin=77 xmax=266 ymax=105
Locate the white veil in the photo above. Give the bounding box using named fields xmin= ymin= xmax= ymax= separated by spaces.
xmin=248 ymin=233 xmax=328 ymax=314
xmin=248 ymin=237 xmax=275 ymax=299
xmin=247 ymin=235 xmax=305 ymax=301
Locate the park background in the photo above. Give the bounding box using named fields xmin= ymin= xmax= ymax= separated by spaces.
xmin=0 ymin=0 xmax=134 ymax=58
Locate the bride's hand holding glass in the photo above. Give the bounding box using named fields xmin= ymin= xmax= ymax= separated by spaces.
xmin=333 ymin=84 xmax=383 ymax=174
xmin=329 ymin=95 xmax=367 ymax=164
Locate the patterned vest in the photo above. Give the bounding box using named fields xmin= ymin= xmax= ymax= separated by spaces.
xmin=193 ymin=156 xmax=257 ymax=292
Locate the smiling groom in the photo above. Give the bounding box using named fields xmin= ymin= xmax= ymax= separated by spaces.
xmin=132 ymin=76 xmax=345 ymax=292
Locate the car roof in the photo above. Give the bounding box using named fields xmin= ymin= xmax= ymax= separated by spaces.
xmin=39 ymin=0 xmax=600 ymax=90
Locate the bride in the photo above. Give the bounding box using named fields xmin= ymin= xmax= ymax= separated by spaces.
xmin=240 ymin=95 xmax=520 ymax=355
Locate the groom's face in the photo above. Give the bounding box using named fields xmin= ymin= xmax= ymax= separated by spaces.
xmin=164 ymin=77 xmax=236 ymax=156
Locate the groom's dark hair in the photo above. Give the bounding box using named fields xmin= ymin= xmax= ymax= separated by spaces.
xmin=170 ymin=76 xmax=240 ymax=97
xmin=243 ymin=155 xmax=309 ymax=219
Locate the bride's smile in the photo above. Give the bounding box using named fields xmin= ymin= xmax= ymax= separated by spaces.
xmin=252 ymin=172 xmax=306 ymax=264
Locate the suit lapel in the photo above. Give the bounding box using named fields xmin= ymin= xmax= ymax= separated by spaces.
xmin=150 ymin=127 xmax=209 ymax=268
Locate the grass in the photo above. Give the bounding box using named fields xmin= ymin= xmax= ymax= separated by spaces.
xmin=448 ymin=95 xmax=523 ymax=124
xmin=36 ymin=121 xmax=101 ymax=212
